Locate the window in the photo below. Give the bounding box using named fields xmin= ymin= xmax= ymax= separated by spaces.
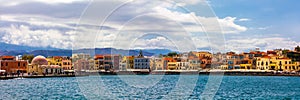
xmin=18 ymin=62 xmax=20 ymax=66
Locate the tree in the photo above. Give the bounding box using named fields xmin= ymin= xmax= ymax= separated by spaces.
xmin=22 ymin=54 xmax=34 ymax=63
xmin=295 ymin=46 xmax=300 ymax=52
xmin=167 ymin=52 xmax=178 ymax=57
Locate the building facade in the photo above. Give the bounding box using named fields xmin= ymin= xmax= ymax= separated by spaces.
xmin=0 ymin=56 xmax=28 ymax=74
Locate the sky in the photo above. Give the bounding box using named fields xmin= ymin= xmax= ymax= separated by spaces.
xmin=0 ymin=0 xmax=299 ymax=53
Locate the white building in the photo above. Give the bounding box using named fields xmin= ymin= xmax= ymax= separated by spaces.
xmin=133 ymin=50 xmax=150 ymax=69
xmin=134 ymin=58 xmax=150 ymax=69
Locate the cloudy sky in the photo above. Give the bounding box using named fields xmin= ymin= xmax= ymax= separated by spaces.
xmin=0 ymin=0 xmax=299 ymax=53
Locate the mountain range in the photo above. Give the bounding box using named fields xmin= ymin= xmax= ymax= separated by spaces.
xmin=0 ymin=42 xmax=174 ymax=57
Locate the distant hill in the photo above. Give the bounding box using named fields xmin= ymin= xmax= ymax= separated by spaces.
xmin=73 ymin=48 xmax=155 ymax=57
xmin=0 ymin=42 xmax=57 ymax=51
xmin=142 ymin=49 xmax=173 ymax=55
xmin=0 ymin=47 xmax=174 ymax=57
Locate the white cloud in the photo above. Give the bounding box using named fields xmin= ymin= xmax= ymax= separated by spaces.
xmin=238 ymin=18 xmax=251 ymax=22
xmin=226 ymin=37 xmax=300 ymax=52
xmin=218 ymin=17 xmax=247 ymax=34
xmin=0 ymin=0 xmax=245 ymax=50
xmin=1 ymin=14 xmax=76 ymax=29
xmin=0 ymin=0 xmax=88 ymax=6
xmin=0 ymin=25 xmax=73 ymax=49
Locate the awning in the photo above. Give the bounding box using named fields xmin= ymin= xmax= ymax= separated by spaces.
xmin=40 ymin=65 xmax=62 ymax=69
xmin=0 ymin=70 xmax=6 ymax=72
xmin=64 ymin=70 xmax=75 ymax=72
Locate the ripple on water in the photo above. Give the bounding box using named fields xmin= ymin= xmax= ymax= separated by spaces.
xmin=0 ymin=75 xmax=299 ymax=99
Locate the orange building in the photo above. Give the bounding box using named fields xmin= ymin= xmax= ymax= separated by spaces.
xmin=163 ymin=57 xmax=176 ymax=70
xmin=0 ymin=56 xmax=28 ymax=74
xmin=94 ymin=55 xmax=104 ymax=70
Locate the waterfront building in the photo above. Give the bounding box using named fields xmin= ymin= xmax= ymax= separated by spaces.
xmin=40 ymin=65 xmax=63 ymax=74
xmin=274 ymin=58 xmax=296 ymax=71
xmin=46 ymin=56 xmax=72 ymax=70
xmin=89 ymin=59 xmax=95 ymax=70
xmin=73 ymin=59 xmax=89 ymax=71
xmin=103 ymin=55 xmax=120 ymax=71
xmin=72 ymin=53 xmax=91 ymax=62
xmin=62 ymin=58 xmax=72 ymax=70
xmin=256 ymin=56 xmax=271 ymax=70
xmin=188 ymin=56 xmax=201 ymax=70
xmin=93 ymin=54 xmax=120 ymax=71
xmin=0 ymin=56 xmax=28 ymax=74
xmin=190 ymin=51 xmax=212 ymax=69
xmin=126 ymin=56 xmax=134 ymax=69
xmin=220 ymin=65 xmax=229 ymax=70
xmin=119 ymin=57 xmax=127 ymax=71
xmin=94 ymin=55 xmax=104 ymax=70
xmin=153 ymin=58 xmax=164 ymax=70
xmin=174 ymin=57 xmax=189 ymax=70
xmin=167 ymin=62 xmax=177 ymax=70
xmin=240 ymin=64 xmax=252 ymax=70
xmin=163 ymin=57 xmax=176 ymax=70
xmin=46 ymin=56 xmax=62 ymax=66
xmin=134 ymin=50 xmax=150 ymax=69
xmin=29 ymin=55 xmax=63 ymax=75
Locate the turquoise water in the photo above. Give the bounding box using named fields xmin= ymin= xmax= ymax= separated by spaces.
xmin=0 ymin=75 xmax=299 ymax=99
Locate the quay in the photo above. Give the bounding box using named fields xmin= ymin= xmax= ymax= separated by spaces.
xmin=1 ymin=70 xmax=299 ymax=80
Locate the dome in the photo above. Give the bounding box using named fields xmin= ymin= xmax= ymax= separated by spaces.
xmin=31 ymin=55 xmax=48 ymax=65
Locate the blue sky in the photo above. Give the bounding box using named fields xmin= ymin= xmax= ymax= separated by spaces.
xmin=0 ymin=0 xmax=299 ymax=52
xmin=211 ymin=0 xmax=300 ymax=39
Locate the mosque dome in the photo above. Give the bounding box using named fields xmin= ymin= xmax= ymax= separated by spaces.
xmin=31 ymin=55 xmax=48 ymax=65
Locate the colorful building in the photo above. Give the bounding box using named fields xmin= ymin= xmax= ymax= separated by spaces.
xmin=134 ymin=51 xmax=150 ymax=69
xmin=0 ymin=56 xmax=28 ymax=74
xmin=126 ymin=56 xmax=135 ymax=69
xmin=94 ymin=55 xmax=104 ymax=70
xmin=153 ymin=58 xmax=164 ymax=70
xmin=163 ymin=57 xmax=176 ymax=70
xmin=188 ymin=56 xmax=201 ymax=70
xmin=256 ymin=56 xmax=271 ymax=70
xmin=28 ymin=55 xmax=63 ymax=75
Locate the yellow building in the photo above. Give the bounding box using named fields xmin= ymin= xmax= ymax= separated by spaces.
xmin=240 ymin=64 xmax=252 ymax=70
xmin=27 ymin=56 xmax=48 ymax=75
xmin=46 ymin=56 xmax=62 ymax=66
xmin=27 ymin=56 xmax=63 ymax=75
xmin=258 ymin=56 xmax=300 ymax=71
xmin=126 ymin=56 xmax=135 ymax=69
xmin=191 ymin=51 xmax=212 ymax=58
xmin=256 ymin=56 xmax=271 ymax=70
xmin=62 ymin=59 xmax=72 ymax=70
xmin=220 ymin=65 xmax=228 ymax=70
xmin=167 ymin=62 xmax=177 ymax=70
xmin=273 ymin=58 xmax=297 ymax=71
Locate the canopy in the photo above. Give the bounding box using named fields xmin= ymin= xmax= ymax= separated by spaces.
xmin=64 ymin=70 xmax=75 ymax=72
